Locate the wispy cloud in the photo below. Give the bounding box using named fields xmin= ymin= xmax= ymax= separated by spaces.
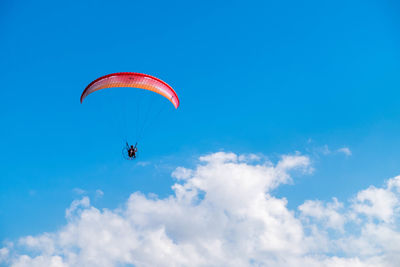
xmin=72 ymin=188 xmax=86 ymax=195
xmin=95 ymin=189 xmax=104 ymax=198
xmin=2 ymin=152 xmax=399 ymax=267
xmin=136 ymin=161 xmax=151 ymax=167
xmin=310 ymin=143 xmax=352 ymax=157
xmin=337 ymin=147 xmax=352 ymax=156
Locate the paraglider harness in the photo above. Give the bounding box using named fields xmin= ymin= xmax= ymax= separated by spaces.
xmin=123 ymin=142 xmax=138 ymax=160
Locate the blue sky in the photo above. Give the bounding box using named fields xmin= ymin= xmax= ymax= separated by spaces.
xmin=1 ymin=0 xmax=400 ymax=265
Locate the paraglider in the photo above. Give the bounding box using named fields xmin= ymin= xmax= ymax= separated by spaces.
xmin=124 ymin=142 xmax=137 ymax=159
xmin=81 ymin=72 xmax=179 ymax=160
xmin=80 ymin=72 xmax=179 ymax=108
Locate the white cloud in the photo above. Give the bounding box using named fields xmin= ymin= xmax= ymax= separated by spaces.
xmin=72 ymin=188 xmax=86 ymax=195
xmin=352 ymin=185 xmax=398 ymax=223
xmin=309 ymin=144 xmax=352 ymax=157
xmin=171 ymin=167 xmax=193 ymax=180
xmin=199 ymin=151 xmax=238 ymax=164
xmin=387 ymin=176 xmax=400 ymax=192
xmin=0 ymin=247 xmax=9 ymax=262
xmin=11 ymin=255 xmax=67 ymax=267
xmin=65 ymin=197 xmax=90 ymax=219
xmin=2 ymin=152 xmax=400 ymax=267
xmin=321 ymin=144 xmax=331 ymax=155
xmin=238 ymin=153 xmax=262 ymax=162
xmin=276 ymin=153 xmax=312 ymax=173
xmin=95 ymin=189 xmax=104 ymax=198
xmin=136 ymin=161 xmax=151 ymax=167
xmin=299 ymin=197 xmax=346 ymax=231
xmin=337 ymin=147 xmax=352 ymax=156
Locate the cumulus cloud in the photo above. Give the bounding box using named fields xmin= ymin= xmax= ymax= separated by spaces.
xmin=299 ymin=197 xmax=346 ymax=231
xmin=352 ymin=186 xmax=398 ymax=223
xmin=2 ymin=152 xmax=400 ymax=267
xmin=0 ymin=247 xmax=9 ymax=262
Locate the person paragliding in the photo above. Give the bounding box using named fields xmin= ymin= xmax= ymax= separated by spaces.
xmin=80 ymin=72 xmax=180 ymax=160
xmin=126 ymin=142 xmax=138 ymax=159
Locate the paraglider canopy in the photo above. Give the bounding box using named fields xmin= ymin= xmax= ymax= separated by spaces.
xmin=80 ymin=72 xmax=180 ymax=108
